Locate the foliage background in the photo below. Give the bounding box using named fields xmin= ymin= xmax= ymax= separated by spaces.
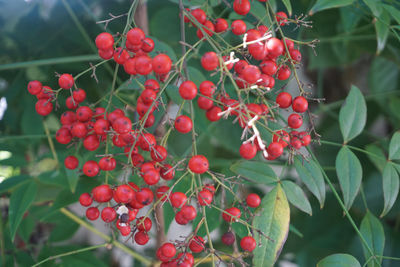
xmin=0 ymin=0 xmax=399 ymax=266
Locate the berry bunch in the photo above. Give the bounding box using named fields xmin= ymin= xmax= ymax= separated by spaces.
xmin=26 ymin=0 xmax=315 ymax=265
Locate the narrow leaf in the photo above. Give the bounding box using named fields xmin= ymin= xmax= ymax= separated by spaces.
xmin=375 ymin=11 xmax=390 ymax=54
xmin=0 ymin=175 xmax=30 ymax=194
xmin=294 ymin=156 xmax=325 ymax=207
xmin=230 ymin=160 xmax=278 ymax=185
xmin=309 ymin=0 xmax=355 ymax=15
xmin=360 ymin=212 xmax=385 ymax=267
xmin=336 ymin=146 xmax=363 ymax=210
xmin=9 ymin=180 xmax=38 ymax=241
xmin=381 ymin=163 xmax=399 ymax=217
xmin=282 ymin=0 xmax=292 ymax=16
xmin=389 ymin=132 xmax=400 ymax=160
xmin=339 ymin=85 xmax=367 ymax=142
xmin=252 ymin=184 xmax=290 ymax=267
xmin=65 ymin=168 xmax=80 ymax=193
xmin=317 ymin=254 xmax=361 ymax=267
xmin=282 ymin=180 xmax=312 ymax=215
xmin=383 ymin=4 xmax=400 ymax=24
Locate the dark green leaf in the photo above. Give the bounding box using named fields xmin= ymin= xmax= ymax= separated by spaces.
xmin=282 ymin=0 xmax=292 ymax=16
xmin=317 ymin=253 xmax=361 ymax=267
xmin=65 ymin=168 xmax=80 ymax=193
xmin=375 ymin=11 xmax=390 ymax=54
xmin=0 ymin=174 xmax=30 ymax=194
xmin=368 ymin=57 xmax=398 ymax=99
xmin=383 ymin=4 xmax=400 ymax=24
xmin=282 ymin=180 xmax=312 ymax=215
xmin=9 ymin=180 xmax=38 ymax=241
xmin=381 ymin=163 xmax=399 ymax=217
xmin=335 ymin=146 xmax=363 ymax=210
xmin=252 ymin=184 xmax=290 ymax=267
xmin=365 ymin=144 xmax=387 ymax=172
xmin=389 ymin=132 xmax=400 ymax=160
xmin=309 ymin=0 xmax=355 ymax=15
xmin=360 ymin=212 xmax=385 ymax=267
xmin=230 ymin=160 xmax=278 ymax=185
xmin=339 ymin=85 xmax=367 ymax=142
xmin=294 ymin=156 xmax=325 ymax=208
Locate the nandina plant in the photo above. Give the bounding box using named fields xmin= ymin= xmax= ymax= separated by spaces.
xmin=2 ymin=0 xmax=400 ymax=266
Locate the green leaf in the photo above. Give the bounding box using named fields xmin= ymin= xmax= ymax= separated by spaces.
xmin=309 ymin=0 xmax=355 ymax=15
xmin=340 ymin=6 xmax=362 ymax=32
xmin=339 ymin=85 xmax=367 ymax=142
xmin=252 ymin=184 xmax=290 ymax=267
xmin=65 ymin=168 xmax=80 ymax=193
xmin=362 ymin=0 xmax=382 ymax=17
xmin=380 ymin=163 xmax=399 ymax=217
xmin=383 ymin=4 xmax=400 ymax=24
xmin=9 ymin=180 xmax=38 ymax=241
xmin=368 ymin=57 xmax=399 ymax=97
xmin=0 ymin=174 xmax=30 ymax=194
xmin=389 ymin=132 xmax=400 ymax=160
xmin=375 ymin=10 xmax=390 ymax=54
xmin=335 ymin=146 xmax=363 ymax=210
xmin=282 ymin=180 xmax=312 ymax=215
xmin=294 ymin=156 xmax=326 ymax=208
xmin=317 ymin=253 xmax=361 ymax=267
xmin=230 ymin=160 xmax=278 ymax=185
xmin=360 ymin=212 xmax=385 ymax=267
xmin=282 ymin=0 xmax=292 ymax=16
xmin=365 ymin=144 xmax=386 ymax=172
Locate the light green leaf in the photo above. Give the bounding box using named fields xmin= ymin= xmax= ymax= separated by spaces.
xmin=0 ymin=175 xmax=30 ymax=194
xmin=309 ymin=0 xmax=355 ymax=15
xmin=230 ymin=160 xmax=278 ymax=185
xmin=65 ymin=168 xmax=80 ymax=193
xmin=381 ymin=163 xmax=399 ymax=217
xmin=375 ymin=11 xmax=390 ymax=54
xmin=360 ymin=212 xmax=385 ymax=267
xmin=336 ymin=146 xmax=363 ymax=210
xmin=389 ymin=132 xmax=400 ymax=160
xmin=339 ymin=85 xmax=367 ymax=142
xmin=282 ymin=180 xmax=312 ymax=215
xmin=362 ymin=0 xmax=382 ymax=17
xmin=9 ymin=180 xmax=38 ymax=241
xmin=294 ymin=156 xmax=325 ymax=208
xmin=317 ymin=253 xmax=361 ymax=267
xmin=282 ymin=0 xmax=292 ymax=16
xmin=253 ymin=184 xmax=290 ymax=267
xmin=383 ymin=4 xmax=400 ymax=24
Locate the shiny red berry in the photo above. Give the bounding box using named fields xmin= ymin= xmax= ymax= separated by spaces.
xmin=201 ymin=52 xmax=219 ymax=71
xmin=175 ymin=115 xmax=193 ymax=134
xmin=58 ymin=74 xmax=74 ymax=89
xmin=246 ymin=193 xmax=261 ymax=208
xmin=179 ymin=81 xmax=198 ymax=100
xmin=240 ymin=236 xmax=256 ymax=251
xmin=64 ymin=155 xmax=79 ymax=170
xmin=188 ymin=155 xmax=209 ymax=174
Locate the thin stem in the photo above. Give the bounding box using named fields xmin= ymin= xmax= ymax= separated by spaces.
xmin=32 ymin=243 xmax=108 ymax=267
xmin=43 ymin=121 xmax=59 ymax=166
xmin=179 ymin=0 xmax=189 ymax=79
xmin=319 ymin=140 xmax=385 ymax=161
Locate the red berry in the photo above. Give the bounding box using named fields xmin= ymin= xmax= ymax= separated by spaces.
xmin=266 ymin=37 xmax=284 ymax=58
xmin=139 ymin=133 xmax=156 ymax=151
xmin=201 ymin=52 xmax=219 ymax=71
xmin=273 ymin=130 xmax=290 ymax=148
xmin=113 ymin=47 xmax=130 ymax=65
xmin=66 ymin=96 xmax=78 ymax=110
xmin=113 ymin=116 xmax=132 ymax=134
xmin=233 ymin=0 xmax=251 ymax=15
xmin=231 ymin=20 xmax=247 ymax=35
xmin=242 ymin=65 xmax=261 ymax=84
xmin=83 ymin=160 xmax=100 ymax=177
xmin=170 ymin=192 xmax=187 ymax=208
xmin=277 ymin=65 xmax=291 ymax=80
xmin=188 ymin=155 xmax=209 ymax=174
xmin=83 ymin=134 xmax=100 ymax=151
xmin=127 ymin=28 xmax=145 ymax=45
xmin=234 ymin=60 xmax=248 ymax=74
xmin=152 ymin=54 xmax=172 ymax=75
xmin=144 ymin=79 xmax=160 ymax=91
xmin=141 ymin=37 xmax=155 ymax=52
xmin=240 ymin=236 xmax=256 ymax=251
xmin=179 ymin=81 xmax=198 ymax=100
xmin=190 ymin=8 xmax=207 ymax=25
xmin=161 ymin=164 xmax=175 ymax=180
xmin=123 ymin=57 xmax=137 ymax=75
xmin=71 ymin=122 xmax=87 ymax=138
xmin=196 ymin=20 xmax=215 ymax=39
xmin=246 ymin=193 xmax=261 ymax=208
xmin=27 ymin=80 xmax=42 ymax=95
xmin=58 ymin=74 xmax=74 ymax=89
xmin=35 ymin=99 xmax=53 ymax=116
xmin=288 ymin=113 xmax=303 ymax=129
xmin=175 ymin=115 xmax=193 ymax=134
xmin=276 ymin=92 xmax=292 ymax=108
xmin=135 ymin=55 xmax=153 ymax=75
xmin=79 ymin=193 xmax=93 ymax=207
xmin=222 ymin=207 xmax=241 ymax=222
xmin=239 ymin=143 xmax=257 ymax=160
xmin=98 ymin=48 xmax=114 ymax=60
xmin=135 ymin=231 xmax=149 ymax=245
xmin=76 ymin=106 xmax=93 ymax=122
xmin=197 ymin=96 xmax=214 ymax=110
xmin=292 ymin=96 xmax=308 ymax=113
xmin=95 ymin=32 xmax=114 ymax=50
xmin=214 ymin=18 xmax=228 ymax=32
xmin=115 ymin=185 xmax=135 ymax=203
xmin=136 ymin=216 xmax=152 ymax=232
xmin=92 ymin=185 xmax=113 ymax=203
xmin=189 ymin=236 xmax=205 ymax=253
xmin=150 ymin=145 xmax=168 ymax=162
xmin=276 ymin=11 xmax=288 ymax=26
xmin=206 ymin=106 xmax=222 ymax=121
xmin=181 ymin=205 xmax=197 ymax=220
xmin=64 ymin=155 xmax=79 ymax=170
xmin=156 ymin=186 xmax=170 ymax=201
xmin=299 ymin=131 xmax=311 ymax=146
xmin=199 ymin=81 xmax=216 ymax=96
xmin=101 ymin=207 xmax=117 ymax=223
xmin=289 ymin=49 xmax=302 ymax=63
xmin=73 ymin=89 xmax=86 ymax=103
xmin=198 ymin=190 xmax=213 ymax=206
xmin=222 ymin=231 xmax=236 ymax=246
xmin=99 ymin=157 xmax=116 ymax=171
xmin=260 ymin=60 xmax=277 ymax=76
xmin=142 ymin=169 xmax=160 ymax=185
xmin=56 ymin=127 xmax=72 ymax=144
xmin=86 ymin=207 xmax=100 ymax=220
xmin=159 ymin=242 xmax=176 ymax=259
xmin=94 ymin=119 xmax=110 ymax=135
xmin=267 ymin=142 xmax=283 ymax=158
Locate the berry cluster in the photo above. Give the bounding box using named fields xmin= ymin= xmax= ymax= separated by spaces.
xmin=26 ymin=0 xmax=315 ymax=265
